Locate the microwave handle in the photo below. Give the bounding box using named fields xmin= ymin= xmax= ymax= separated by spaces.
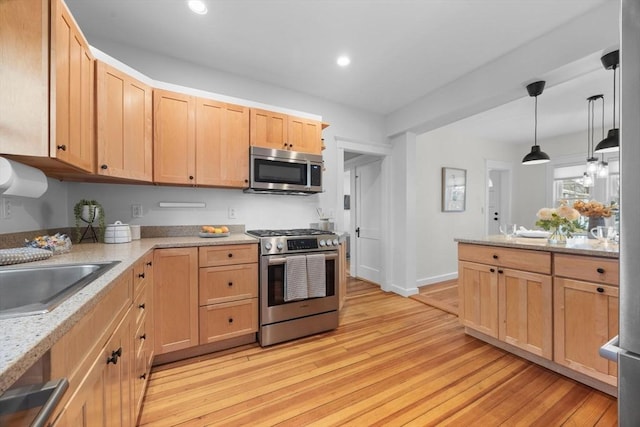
xmin=305 ymin=159 xmax=311 ymax=189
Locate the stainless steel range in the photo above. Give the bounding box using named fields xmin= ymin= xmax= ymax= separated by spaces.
xmin=246 ymin=229 xmax=340 ymax=346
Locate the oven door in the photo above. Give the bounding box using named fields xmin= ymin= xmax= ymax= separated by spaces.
xmin=260 ymin=252 xmax=338 ymax=325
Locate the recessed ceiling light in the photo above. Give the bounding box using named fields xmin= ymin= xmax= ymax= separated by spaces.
xmin=188 ymin=0 xmax=208 ymax=15
xmin=337 ymin=56 xmax=351 ymax=67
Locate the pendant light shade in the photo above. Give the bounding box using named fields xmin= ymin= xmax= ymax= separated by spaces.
xmin=522 ymin=81 xmax=550 ymax=165
xmin=595 ymin=50 xmax=620 ymax=154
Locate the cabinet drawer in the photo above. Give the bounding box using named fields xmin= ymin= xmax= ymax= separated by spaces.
xmin=199 ymin=298 xmax=258 ymax=344
xmin=199 ymin=244 xmax=258 ymax=267
xmin=199 ymin=263 xmax=258 ymax=305
xmin=458 ymin=243 xmax=551 ymax=274
xmin=554 ymin=254 xmax=619 ymax=285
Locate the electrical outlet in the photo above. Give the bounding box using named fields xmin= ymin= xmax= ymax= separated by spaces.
xmin=132 ymin=204 xmax=143 ymax=218
xmin=228 ymin=207 xmax=237 ymax=219
xmin=1 ymin=198 xmax=11 ymax=219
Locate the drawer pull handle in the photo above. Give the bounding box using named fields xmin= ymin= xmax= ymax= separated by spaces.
xmin=140 ymin=373 xmax=147 ymax=380
xmin=490 ymin=268 xmax=495 ymax=273
xmin=146 ymin=261 xmax=152 ymax=266
xmin=138 ymin=272 xmax=145 ymax=279
xmin=228 ymin=253 xmax=233 ymax=258
xmin=57 ymin=144 xmax=66 ymax=151
xmin=228 ymin=281 xmax=233 ymax=287
xmin=492 ymin=254 xmax=498 ymax=259
xmin=107 ymin=347 xmax=122 ymax=365
xmin=140 ymin=333 xmax=146 ymax=340
xmin=597 ymin=267 xmax=605 ymax=274
xmin=597 ymin=287 xmax=605 ymax=293
xmin=138 ymin=303 xmax=145 ymax=309
xmin=228 ymin=317 xmax=234 ymax=324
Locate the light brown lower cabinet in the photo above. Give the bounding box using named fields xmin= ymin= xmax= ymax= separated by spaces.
xmin=458 ymin=243 xmax=619 ymax=392
xmin=153 ymin=247 xmax=199 ymax=355
xmin=554 ymin=278 xmax=619 ymax=386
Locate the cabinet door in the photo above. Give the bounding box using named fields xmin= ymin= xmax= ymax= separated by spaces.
xmin=96 ymin=61 xmax=152 ymax=181
xmin=51 ymin=0 xmax=95 ymax=172
xmin=250 ymin=108 xmax=288 ymax=151
xmin=0 ymin=0 xmax=49 ymax=156
xmin=499 ymin=268 xmax=553 ymax=359
xmin=288 ymin=116 xmax=322 ymax=154
xmin=196 ymin=99 xmax=250 ymax=187
xmin=554 ymin=278 xmax=619 ymax=386
xmin=153 ymin=248 xmax=199 ymax=354
xmin=153 ymin=89 xmax=196 ymax=184
xmin=458 ymin=261 xmax=499 ymax=338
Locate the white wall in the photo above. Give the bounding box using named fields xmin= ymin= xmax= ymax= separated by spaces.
xmin=0 ymin=178 xmax=68 ymax=233
xmin=415 ymin=127 xmax=521 ymax=286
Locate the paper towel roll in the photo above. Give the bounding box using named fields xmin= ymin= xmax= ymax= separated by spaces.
xmin=0 ymin=157 xmax=48 ymax=198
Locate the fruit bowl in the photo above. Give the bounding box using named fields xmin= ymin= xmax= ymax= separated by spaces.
xmin=199 ymin=225 xmax=230 ymax=238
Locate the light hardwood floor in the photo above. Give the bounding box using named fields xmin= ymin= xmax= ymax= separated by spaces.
xmin=410 ymin=280 xmax=459 ymax=315
xmin=138 ymin=277 xmax=617 ymax=426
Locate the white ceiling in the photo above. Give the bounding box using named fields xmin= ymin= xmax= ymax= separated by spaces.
xmin=66 ymin=0 xmax=617 ymax=143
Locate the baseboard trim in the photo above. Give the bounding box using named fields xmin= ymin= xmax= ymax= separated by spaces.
xmin=417 ymin=272 xmax=458 ymax=288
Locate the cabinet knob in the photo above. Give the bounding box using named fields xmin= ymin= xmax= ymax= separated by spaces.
xmin=140 ymin=333 xmax=146 ymax=340
xmin=490 ymin=268 xmax=495 ymax=273
xmin=597 ymin=267 xmax=605 ymax=274
xmin=140 ymin=373 xmax=147 ymax=380
xmin=228 ymin=317 xmax=234 ymax=324
xmin=101 ymin=164 xmax=108 ymax=170
xmin=56 ymin=144 xmax=66 ymax=151
xmin=138 ymin=303 xmax=145 ymax=310
xmin=228 ymin=281 xmax=233 ymax=287
xmin=228 ymin=253 xmax=233 ymax=258
xmin=492 ymin=254 xmax=498 ymax=259
xmin=498 ymin=269 xmax=504 ymax=274
xmin=189 ymin=175 xmax=194 ymax=180
xmin=597 ymin=287 xmax=605 ymax=293
xmin=138 ymin=272 xmax=145 ymax=279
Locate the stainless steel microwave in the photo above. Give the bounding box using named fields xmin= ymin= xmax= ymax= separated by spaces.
xmin=247 ymin=146 xmax=323 ymax=194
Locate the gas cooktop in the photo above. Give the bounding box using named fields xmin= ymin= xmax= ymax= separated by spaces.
xmin=246 ymin=229 xmax=335 ymax=238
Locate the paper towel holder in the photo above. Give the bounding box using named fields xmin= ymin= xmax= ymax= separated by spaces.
xmin=0 ymin=157 xmax=48 ymax=198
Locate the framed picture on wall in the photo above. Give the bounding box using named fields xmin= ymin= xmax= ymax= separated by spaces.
xmin=441 ymin=167 xmax=467 ymax=212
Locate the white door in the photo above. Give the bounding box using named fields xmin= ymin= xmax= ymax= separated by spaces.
xmin=487 ymin=170 xmax=502 ymax=234
xmin=355 ymin=159 xmax=382 ymax=284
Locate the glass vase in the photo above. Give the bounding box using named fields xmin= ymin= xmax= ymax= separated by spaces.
xmin=547 ymin=226 xmax=567 ymax=245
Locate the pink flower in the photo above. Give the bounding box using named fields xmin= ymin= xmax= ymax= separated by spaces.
xmin=537 ymin=208 xmax=555 ymax=220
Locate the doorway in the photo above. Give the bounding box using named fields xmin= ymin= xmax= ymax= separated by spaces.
xmin=485 ymin=160 xmax=513 ymax=235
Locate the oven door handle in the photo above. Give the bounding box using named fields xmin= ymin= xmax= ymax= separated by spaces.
xmin=268 ymin=253 xmax=338 ymax=265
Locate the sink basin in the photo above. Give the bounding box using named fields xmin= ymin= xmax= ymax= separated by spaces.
xmin=0 ymin=261 xmax=120 ymax=319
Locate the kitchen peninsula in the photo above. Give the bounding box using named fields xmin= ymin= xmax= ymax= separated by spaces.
xmin=456 ymin=235 xmax=619 ymax=396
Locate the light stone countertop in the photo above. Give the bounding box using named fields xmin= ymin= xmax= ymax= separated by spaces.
xmin=0 ymin=233 xmax=258 ymax=394
xmin=455 ymin=235 xmax=619 ymax=259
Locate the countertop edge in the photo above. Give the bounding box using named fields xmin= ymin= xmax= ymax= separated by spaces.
xmin=455 ymin=236 xmax=619 ymax=259
xmin=0 ymin=234 xmax=259 ymax=394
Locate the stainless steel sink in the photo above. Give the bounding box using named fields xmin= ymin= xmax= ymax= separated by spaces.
xmin=0 ymin=261 xmax=120 ymax=319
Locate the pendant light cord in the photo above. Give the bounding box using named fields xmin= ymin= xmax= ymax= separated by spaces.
xmin=534 ymin=96 xmax=538 ymax=146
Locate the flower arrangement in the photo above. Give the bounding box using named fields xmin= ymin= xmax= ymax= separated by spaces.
xmin=535 ymin=201 xmax=584 ymax=241
xmin=572 ymin=200 xmax=615 ymax=218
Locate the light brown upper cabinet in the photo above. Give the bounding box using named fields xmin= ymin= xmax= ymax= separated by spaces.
xmin=1 ymin=0 xmax=95 ymax=175
xmin=96 ymin=61 xmax=153 ymax=182
xmin=250 ymin=108 xmax=323 ymax=154
xmin=196 ymin=99 xmax=250 ymax=188
xmin=154 ymin=89 xmax=250 ymax=187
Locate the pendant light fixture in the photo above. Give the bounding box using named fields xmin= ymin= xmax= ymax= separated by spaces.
xmin=595 ymin=50 xmax=620 ymax=153
xmin=522 ymin=81 xmax=550 ymax=165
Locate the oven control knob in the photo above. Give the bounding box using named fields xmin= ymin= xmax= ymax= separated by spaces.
xmin=276 ymin=242 xmax=284 ymax=250
xmin=326 ymin=240 xmax=333 ymax=246
xmin=264 ymin=242 xmax=272 ymax=251
xmin=319 ymin=239 xmax=326 ymax=247
xmin=333 ymin=239 xmax=339 ymax=246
